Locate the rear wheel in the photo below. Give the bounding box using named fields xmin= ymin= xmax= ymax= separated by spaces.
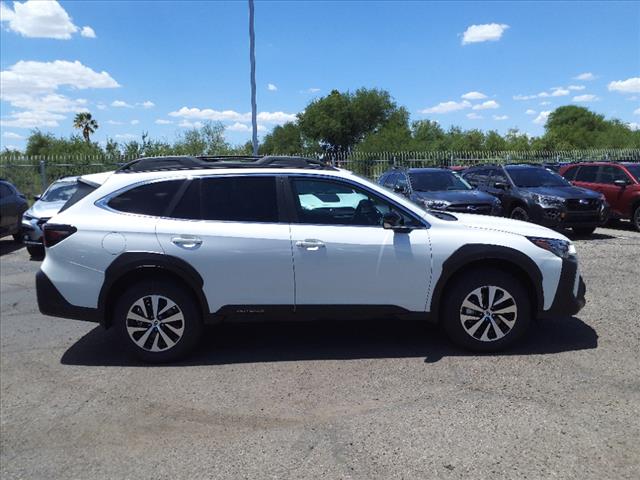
xmin=26 ymin=245 xmax=45 ymax=258
xmin=442 ymin=268 xmax=531 ymax=352
xmin=115 ymin=280 xmax=203 ymax=363
xmin=12 ymin=233 xmax=21 ymax=243
xmin=572 ymin=226 xmax=596 ymax=236
xmin=510 ymin=206 xmax=530 ymax=222
xmin=633 ymin=206 xmax=640 ymax=232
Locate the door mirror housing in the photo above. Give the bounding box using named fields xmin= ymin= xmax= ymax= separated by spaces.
xmin=393 ymin=184 xmax=407 ymax=194
xmin=382 ymin=211 xmax=412 ymax=232
xmin=494 ymin=182 xmax=509 ymax=190
xmin=613 ymin=179 xmax=628 ymax=187
xmin=33 ymin=195 xmax=41 ymax=201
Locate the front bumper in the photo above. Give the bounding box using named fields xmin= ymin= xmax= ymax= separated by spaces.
xmin=21 ymin=216 xmax=48 ymax=245
xmin=36 ymin=270 xmax=101 ymax=323
xmin=539 ymin=257 xmax=586 ymax=319
xmin=533 ymin=203 xmax=608 ymax=229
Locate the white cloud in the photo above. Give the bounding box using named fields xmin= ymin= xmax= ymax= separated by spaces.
xmin=106 ymin=120 xmax=124 ymax=125
xmin=513 ymin=94 xmax=537 ymax=101
xmin=419 ymin=100 xmax=470 ymax=114
xmin=115 ymin=133 xmax=137 ymax=140
xmin=551 ymin=88 xmax=570 ymax=97
xmin=608 ymin=77 xmax=640 ymax=94
xmin=168 ymin=107 xmax=296 ymax=124
xmin=628 ymin=122 xmax=640 ymax=131
xmin=574 ymin=72 xmax=595 ymax=81
xmin=2 ymin=131 xmax=24 ymax=140
xmin=573 ymin=94 xmax=599 ymax=102
xmin=628 ymin=96 xmax=638 ymax=101
xmin=178 ymin=120 xmax=204 ymax=129
xmin=138 ymin=100 xmax=155 ymax=109
xmin=306 ymin=88 xmax=321 ymax=93
xmin=472 ymin=100 xmax=500 ymax=110
xmin=96 ymin=103 xmax=107 ymax=110
xmin=227 ymin=122 xmax=267 ymax=132
xmin=633 ymin=107 xmax=640 ymax=116
xmin=533 ymin=111 xmax=551 ymax=125
xmin=155 ymin=119 xmax=173 ymax=125
xmin=466 ymin=113 xmax=483 ymax=120
xmin=526 ymin=109 xmax=536 ymax=115
xmin=568 ymin=85 xmax=585 ymax=91
xmin=540 ymin=101 xmax=551 ymax=106
xmin=6 ymin=93 xmax=88 ymax=113
xmin=0 ymin=0 xmax=95 ymax=39
xmin=267 ymin=83 xmax=277 ymax=91
xmin=515 ymin=87 xmax=569 ymax=100
xmin=493 ymin=115 xmax=509 ymax=120
xmin=111 ymin=100 xmax=133 ymax=108
xmin=80 ymin=26 xmax=95 ymax=38
xmin=0 ymin=110 xmax=64 ymax=128
xmin=130 ymin=119 xmax=140 ymax=125
xmin=461 ymin=23 xmax=509 ymax=45
xmin=461 ymin=91 xmax=487 ymax=100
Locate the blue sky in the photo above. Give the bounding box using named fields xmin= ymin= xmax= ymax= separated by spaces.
xmin=1 ymin=0 xmax=639 ymax=151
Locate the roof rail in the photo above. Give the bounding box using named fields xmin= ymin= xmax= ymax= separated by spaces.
xmin=116 ymin=155 xmax=337 ymax=173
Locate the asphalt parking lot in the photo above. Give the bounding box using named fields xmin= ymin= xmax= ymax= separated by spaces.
xmin=1 ymin=224 xmax=639 ymax=480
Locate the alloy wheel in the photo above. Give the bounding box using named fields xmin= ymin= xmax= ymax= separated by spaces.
xmin=510 ymin=207 xmax=529 ymax=221
xmin=126 ymin=295 xmax=185 ymax=352
xmin=459 ymin=285 xmax=518 ymax=342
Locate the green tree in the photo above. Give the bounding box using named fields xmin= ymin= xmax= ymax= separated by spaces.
xmin=173 ymin=122 xmax=228 ymax=155
xmin=298 ymin=88 xmax=399 ymax=153
xmin=260 ymin=122 xmax=305 ymax=154
xmin=357 ymin=108 xmax=412 ymax=152
xmin=73 ymin=112 xmax=99 ymax=143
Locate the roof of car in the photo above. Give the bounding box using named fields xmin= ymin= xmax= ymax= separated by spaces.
xmin=406 ymin=167 xmax=453 ymax=173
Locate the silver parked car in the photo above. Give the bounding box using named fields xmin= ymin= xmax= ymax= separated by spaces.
xmin=22 ymin=176 xmax=78 ymax=257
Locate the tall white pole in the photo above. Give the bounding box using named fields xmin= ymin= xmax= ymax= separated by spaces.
xmin=249 ymin=0 xmax=258 ymax=155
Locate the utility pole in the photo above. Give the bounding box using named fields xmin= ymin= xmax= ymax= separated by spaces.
xmin=249 ymin=0 xmax=258 ymax=155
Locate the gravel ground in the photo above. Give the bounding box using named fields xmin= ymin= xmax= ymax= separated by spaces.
xmin=1 ymin=224 xmax=639 ymax=479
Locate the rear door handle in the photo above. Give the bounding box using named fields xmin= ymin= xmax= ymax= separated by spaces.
xmin=171 ymin=235 xmax=202 ymax=249
xmin=296 ymin=239 xmax=326 ymax=251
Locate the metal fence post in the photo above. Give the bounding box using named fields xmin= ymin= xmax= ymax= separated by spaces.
xmin=39 ymin=158 xmax=46 ymax=192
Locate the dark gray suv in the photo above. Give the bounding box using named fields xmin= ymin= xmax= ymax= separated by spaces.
xmin=0 ymin=179 xmax=28 ymax=241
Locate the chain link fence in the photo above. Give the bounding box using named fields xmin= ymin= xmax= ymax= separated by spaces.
xmin=2 ymin=149 xmax=639 ymax=200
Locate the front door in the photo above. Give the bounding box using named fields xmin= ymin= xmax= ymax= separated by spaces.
xmin=287 ymin=176 xmax=432 ymax=312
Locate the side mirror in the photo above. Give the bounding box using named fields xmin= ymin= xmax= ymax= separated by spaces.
xmin=393 ymin=184 xmax=407 ymax=194
xmin=33 ymin=195 xmax=41 ymax=201
xmin=382 ymin=211 xmax=403 ymax=230
xmin=494 ymin=182 xmax=509 ymax=190
xmin=613 ymin=179 xmax=628 ymax=187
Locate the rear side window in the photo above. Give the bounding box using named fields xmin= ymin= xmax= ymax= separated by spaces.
xmin=107 ymin=180 xmax=183 ymax=216
xmin=171 ymin=176 xmax=279 ymax=223
xmin=574 ymin=165 xmax=598 ymax=183
xmin=562 ymin=166 xmax=578 ymax=181
xmin=59 ymin=181 xmax=96 ymax=213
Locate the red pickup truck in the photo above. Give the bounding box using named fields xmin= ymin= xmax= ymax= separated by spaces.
xmin=559 ymin=162 xmax=640 ymax=231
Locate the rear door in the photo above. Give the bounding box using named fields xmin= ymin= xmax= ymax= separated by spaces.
xmin=155 ymin=175 xmax=295 ymax=314
xmin=286 ymin=176 xmax=432 ymax=312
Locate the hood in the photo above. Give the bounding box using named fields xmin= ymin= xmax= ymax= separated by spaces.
xmin=519 ymin=185 xmax=601 ymax=199
xmin=26 ymin=199 xmax=66 ymax=219
xmin=449 ymin=212 xmax=569 ymax=241
xmin=412 ymin=189 xmax=496 ymax=203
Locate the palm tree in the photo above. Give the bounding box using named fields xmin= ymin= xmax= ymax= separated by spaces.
xmin=73 ymin=112 xmax=99 ymax=143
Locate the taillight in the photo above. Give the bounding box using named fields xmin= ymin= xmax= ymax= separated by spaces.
xmin=43 ymin=224 xmax=77 ymax=248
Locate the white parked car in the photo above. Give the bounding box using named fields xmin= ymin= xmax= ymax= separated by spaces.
xmin=22 ymin=176 xmax=79 ymax=257
xmin=36 ymin=156 xmax=586 ymax=362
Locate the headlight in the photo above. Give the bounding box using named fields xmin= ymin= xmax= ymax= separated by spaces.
xmin=423 ymin=199 xmax=451 ymax=210
xmin=532 ymin=194 xmax=565 ymax=207
xmin=527 ymin=236 xmax=576 ymax=259
xmin=23 ymin=213 xmax=36 ymax=221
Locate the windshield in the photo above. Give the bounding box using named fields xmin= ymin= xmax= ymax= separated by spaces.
xmin=41 ymin=182 xmax=78 ymax=202
xmin=506 ymin=167 xmax=570 ymax=188
xmin=409 ymin=171 xmax=472 ymax=192
xmin=624 ymin=164 xmax=640 ymax=181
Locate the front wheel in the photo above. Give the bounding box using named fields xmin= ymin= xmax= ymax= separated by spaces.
xmin=510 ymin=206 xmax=530 ymax=222
xmin=114 ymin=280 xmax=203 ymax=363
xmin=442 ymin=268 xmax=531 ymax=352
xmin=633 ymin=206 xmax=640 ymax=232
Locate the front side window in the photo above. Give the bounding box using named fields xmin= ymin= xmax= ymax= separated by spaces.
xmin=599 ymin=166 xmax=629 ymax=184
xmin=107 ymin=180 xmax=183 ymax=216
xmin=574 ymin=165 xmax=598 ymax=183
xmin=624 ymin=164 xmax=640 ymax=181
xmin=291 ymin=178 xmax=419 ymax=227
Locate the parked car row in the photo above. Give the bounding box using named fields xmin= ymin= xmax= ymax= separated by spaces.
xmin=378 ymin=161 xmax=639 ymax=233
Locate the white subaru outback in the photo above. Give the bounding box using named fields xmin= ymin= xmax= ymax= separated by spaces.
xmin=36 ymin=156 xmax=586 ymax=362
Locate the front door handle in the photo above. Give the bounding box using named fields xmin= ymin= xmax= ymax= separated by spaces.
xmin=171 ymin=235 xmax=202 ymax=249
xmin=296 ymin=239 xmax=326 ymax=251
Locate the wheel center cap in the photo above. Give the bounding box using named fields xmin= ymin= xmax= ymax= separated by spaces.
xmin=153 ymin=320 xmax=159 ymax=326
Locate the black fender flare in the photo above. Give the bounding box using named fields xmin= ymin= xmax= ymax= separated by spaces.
xmin=429 ymin=244 xmax=544 ymax=319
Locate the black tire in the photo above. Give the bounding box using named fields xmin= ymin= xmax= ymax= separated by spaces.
xmin=26 ymin=245 xmax=45 ymax=258
xmin=114 ymin=280 xmax=203 ymax=363
xmin=510 ymin=206 xmax=530 ymax=222
xmin=572 ymin=226 xmax=596 ymax=236
xmin=442 ymin=268 xmax=531 ymax=353
xmin=633 ymin=206 xmax=640 ymax=232
xmin=12 ymin=233 xmax=22 ymax=243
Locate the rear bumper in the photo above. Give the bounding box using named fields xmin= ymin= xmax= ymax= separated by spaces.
xmin=539 ymin=257 xmax=586 ymax=319
xmin=36 ymin=270 xmax=101 ymax=323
